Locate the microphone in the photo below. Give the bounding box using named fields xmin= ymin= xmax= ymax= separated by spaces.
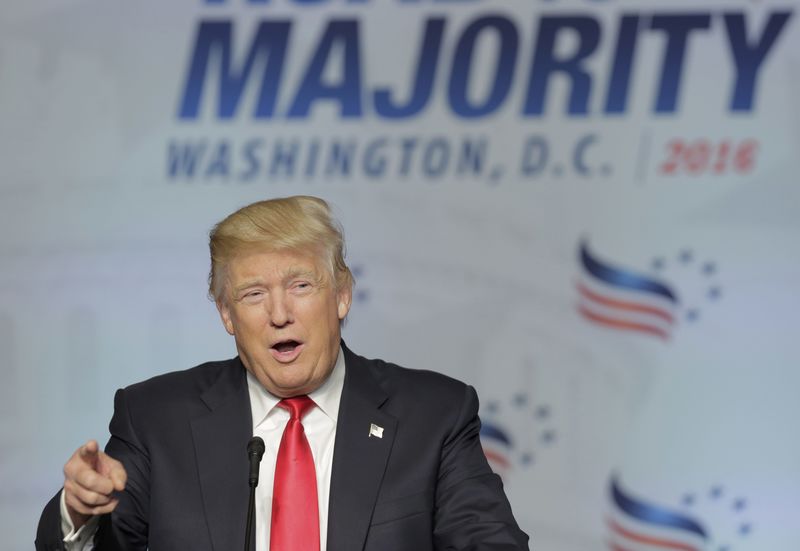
xmin=247 ymin=436 xmax=265 ymax=488
xmin=245 ymin=436 xmax=265 ymax=551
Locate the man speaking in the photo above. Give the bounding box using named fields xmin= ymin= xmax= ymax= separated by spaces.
xmin=36 ymin=196 xmax=529 ymax=550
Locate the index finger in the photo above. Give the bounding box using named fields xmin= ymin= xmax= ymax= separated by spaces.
xmin=78 ymin=440 xmax=100 ymax=465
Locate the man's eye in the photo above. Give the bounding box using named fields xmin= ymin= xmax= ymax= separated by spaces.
xmin=242 ymin=291 xmax=264 ymax=301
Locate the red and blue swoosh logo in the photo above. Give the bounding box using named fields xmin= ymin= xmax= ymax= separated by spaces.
xmin=608 ymin=476 xmax=708 ymax=551
xmin=577 ymin=240 xmax=678 ymax=340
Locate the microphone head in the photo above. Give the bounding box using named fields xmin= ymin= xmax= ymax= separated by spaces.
xmin=247 ymin=436 xmax=265 ymax=459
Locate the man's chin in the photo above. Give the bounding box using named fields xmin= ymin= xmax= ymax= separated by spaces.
xmin=260 ymin=371 xmax=318 ymax=398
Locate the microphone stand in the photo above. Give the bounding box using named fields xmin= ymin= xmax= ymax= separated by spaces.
xmin=245 ymin=484 xmax=257 ymax=551
xmin=245 ymin=437 xmax=265 ymax=551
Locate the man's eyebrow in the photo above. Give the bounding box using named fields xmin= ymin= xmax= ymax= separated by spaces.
xmin=232 ymin=279 xmax=265 ymax=294
xmin=232 ymin=268 xmax=319 ymax=294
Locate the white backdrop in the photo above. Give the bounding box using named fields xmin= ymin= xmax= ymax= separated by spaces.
xmin=2 ymin=0 xmax=799 ymax=549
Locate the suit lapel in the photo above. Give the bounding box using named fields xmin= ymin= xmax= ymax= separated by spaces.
xmin=190 ymin=360 xmax=253 ymax=551
xmin=327 ymin=346 xmax=397 ymax=551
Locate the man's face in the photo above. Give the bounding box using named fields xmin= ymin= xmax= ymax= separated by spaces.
xmin=217 ymin=249 xmax=352 ymax=398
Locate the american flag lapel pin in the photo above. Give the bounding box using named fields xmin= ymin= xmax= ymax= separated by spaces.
xmin=369 ymin=423 xmax=384 ymax=438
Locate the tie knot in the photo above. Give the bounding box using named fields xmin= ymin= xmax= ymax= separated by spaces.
xmin=278 ymin=395 xmax=315 ymax=420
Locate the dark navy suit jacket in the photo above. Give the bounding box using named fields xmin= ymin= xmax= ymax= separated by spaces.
xmin=37 ymin=344 xmax=529 ymax=550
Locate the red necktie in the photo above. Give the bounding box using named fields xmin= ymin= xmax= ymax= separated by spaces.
xmin=270 ymin=396 xmax=320 ymax=551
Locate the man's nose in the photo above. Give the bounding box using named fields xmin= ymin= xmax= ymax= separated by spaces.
xmin=268 ymin=293 xmax=292 ymax=327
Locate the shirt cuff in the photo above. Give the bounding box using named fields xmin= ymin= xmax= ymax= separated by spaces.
xmin=60 ymin=489 xmax=99 ymax=547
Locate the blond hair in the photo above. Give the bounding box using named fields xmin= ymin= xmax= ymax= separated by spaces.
xmin=208 ymin=196 xmax=353 ymax=302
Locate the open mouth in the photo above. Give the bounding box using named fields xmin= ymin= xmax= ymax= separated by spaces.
xmin=270 ymin=339 xmax=303 ymax=361
xmin=273 ymin=340 xmax=300 ymax=353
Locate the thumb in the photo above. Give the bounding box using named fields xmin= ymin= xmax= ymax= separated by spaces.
xmin=98 ymin=452 xmax=127 ymax=492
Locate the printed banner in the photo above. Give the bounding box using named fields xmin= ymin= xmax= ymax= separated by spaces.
xmin=1 ymin=0 xmax=799 ymax=548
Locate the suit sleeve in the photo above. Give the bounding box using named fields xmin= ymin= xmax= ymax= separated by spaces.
xmin=91 ymin=387 xmax=151 ymax=551
xmin=35 ymin=491 xmax=67 ymax=551
xmin=432 ymin=385 xmax=530 ymax=550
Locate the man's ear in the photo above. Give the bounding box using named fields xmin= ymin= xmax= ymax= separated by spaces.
xmin=216 ymin=299 xmax=235 ymax=335
xmin=337 ymin=284 xmax=353 ymax=321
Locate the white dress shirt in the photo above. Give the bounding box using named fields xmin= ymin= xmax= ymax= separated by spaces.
xmin=61 ymin=347 xmax=345 ymax=551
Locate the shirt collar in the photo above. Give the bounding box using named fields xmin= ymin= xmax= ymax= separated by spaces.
xmin=247 ymin=346 xmax=346 ymax=429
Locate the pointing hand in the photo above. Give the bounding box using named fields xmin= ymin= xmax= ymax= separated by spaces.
xmin=62 ymin=440 xmax=127 ymax=529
